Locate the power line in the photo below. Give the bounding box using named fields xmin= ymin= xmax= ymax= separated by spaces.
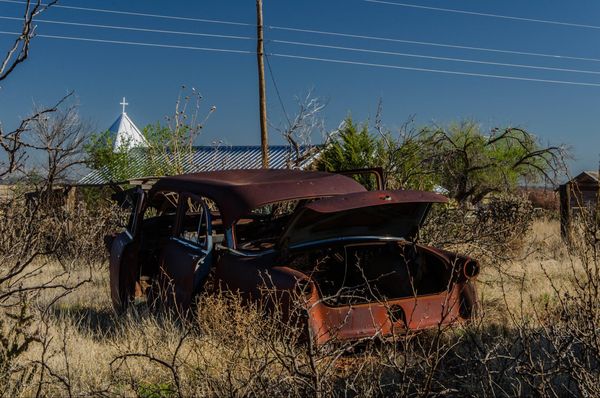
xmin=269 ymin=25 xmax=600 ymax=64
xmin=0 ymin=30 xmax=254 ymax=54
xmin=0 ymin=15 xmax=254 ymax=40
xmin=3 ymin=0 xmax=600 ymax=63
xmin=0 ymin=30 xmax=598 ymax=88
xmin=364 ymin=0 xmax=600 ymax=30
xmin=0 ymin=0 xmax=254 ymax=26
xmin=271 ymin=39 xmax=600 ymax=76
xmin=4 ymin=12 xmax=593 ymax=76
xmin=265 ymin=48 xmax=291 ymax=126
xmin=6 ymin=0 xmax=598 ymax=33
xmin=269 ymin=52 xmax=600 ymax=88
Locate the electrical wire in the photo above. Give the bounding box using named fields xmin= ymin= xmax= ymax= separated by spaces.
xmin=0 ymin=30 xmax=254 ymax=54
xmin=268 ymin=25 xmax=600 ymax=64
xmin=364 ymin=0 xmax=600 ymax=30
xmin=269 ymin=52 xmax=600 ymax=87
xmin=0 ymin=0 xmax=254 ymax=26
xmin=4 ymin=12 xmax=594 ymax=75
xmin=4 ymin=0 xmax=596 ymax=32
xmin=2 ymin=0 xmax=599 ymax=63
xmin=264 ymin=46 xmax=291 ymax=125
xmin=272 ymin=39 xmax=600 ymax=75
xmin=0 ymin=30 xmax=598 ymax=87
xmin=4 ymin=12 xmax=600 ymax=74
xmin=0 ymin=15 xmax=253 ymax=40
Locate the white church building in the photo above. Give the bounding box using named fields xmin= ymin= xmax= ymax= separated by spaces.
xmin=78 ymin=98 xmax=319 ymax=185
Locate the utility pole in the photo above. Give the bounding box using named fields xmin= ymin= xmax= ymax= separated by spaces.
xmin=256 ymin=0 xmax=269 ymax=168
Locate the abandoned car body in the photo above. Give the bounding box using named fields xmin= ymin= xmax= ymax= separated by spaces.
xmin=107 ymin=169 xmax=479 ymax=344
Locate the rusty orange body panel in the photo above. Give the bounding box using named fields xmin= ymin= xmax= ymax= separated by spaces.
xmin=307 ymin=287 xmax=463 ymax=345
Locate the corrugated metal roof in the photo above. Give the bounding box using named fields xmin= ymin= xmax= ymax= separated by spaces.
xmin=78 ymin=145 xmax=320 ymax=185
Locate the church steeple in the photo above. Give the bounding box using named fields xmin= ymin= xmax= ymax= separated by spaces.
xmin=108 ymin=97 xmax=148 ymax=151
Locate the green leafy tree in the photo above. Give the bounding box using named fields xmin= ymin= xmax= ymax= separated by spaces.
xmin=317 ymin=110 xmax=566 ymax=203
xmin=315 ymin=117 xmax=384 ymax=189
xmin=317 ymin=117 xmax=380 ymax=171
xmin=422 ymin=120 xmax=567 ymax=204
xmin=139 ymin=122 xmax=177 ymax=177
xmin=84 ymin=130 xmax=134 ymax=182
xmin=84 ymin=124 xmax=187 ymax=182
xmin=316 ymin=113 xmax=435 ymax=190
xmin=370 ymin=103 xmax=437 ymax=191
xmin=377 ymin=130 xmax=437 ymax=190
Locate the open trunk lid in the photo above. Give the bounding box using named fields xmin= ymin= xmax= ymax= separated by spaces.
xmin=280 ymin=190 xmax=447 ymax=249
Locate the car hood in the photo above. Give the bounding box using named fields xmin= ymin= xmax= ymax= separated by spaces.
xmin=279 ymin=190 xmax=448 ymax=249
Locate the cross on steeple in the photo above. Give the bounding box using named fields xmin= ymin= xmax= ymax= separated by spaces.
xmin=120 ymin=97 xmax=129 ymax=114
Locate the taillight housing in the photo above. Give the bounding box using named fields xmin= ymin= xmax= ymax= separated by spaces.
xmin=463 ymin=259 xmax=480 ymax=279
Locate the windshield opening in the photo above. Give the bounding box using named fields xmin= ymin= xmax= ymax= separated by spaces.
xmin=234 ymin=199 xmax=307 ymax=252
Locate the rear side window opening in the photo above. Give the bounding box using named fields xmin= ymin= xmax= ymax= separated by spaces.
xmin=178 ymin=195 xmax=210 ymax=249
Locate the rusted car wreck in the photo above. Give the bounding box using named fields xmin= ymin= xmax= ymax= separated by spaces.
xmin=107 ymin=169 xmax=479 ymax=344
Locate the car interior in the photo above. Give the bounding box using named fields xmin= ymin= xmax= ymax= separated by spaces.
xmin=135 ymin=192 xmax=226 ymax=296
xmin=233 ymin=199 xmax=307 ymax=251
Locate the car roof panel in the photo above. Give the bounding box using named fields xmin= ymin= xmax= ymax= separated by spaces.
xmin=149 ymin=169 xmax=366 ymax=226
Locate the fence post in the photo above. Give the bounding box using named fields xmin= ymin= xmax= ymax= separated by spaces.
xmin=559 ymin=182 xmax=571 ymax=242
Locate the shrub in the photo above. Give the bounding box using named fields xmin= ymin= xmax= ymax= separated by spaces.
xmin=421 ymin=194 xmax=534 ymax=258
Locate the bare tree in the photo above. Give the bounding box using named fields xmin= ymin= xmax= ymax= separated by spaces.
xmin=0 ymin=0 xmax=56 ymax=82
xmin=0 ymin=0 xmax=61 ymax=181
xmin=276 ymin=91 xmax=327 ymax=168
xmin=29 ymin=101 xmax=89 ymax=195
xmin=0 ymin=2 xmax=95 ymax=395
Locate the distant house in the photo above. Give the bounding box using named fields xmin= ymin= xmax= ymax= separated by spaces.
xmin=559 ymin=171 xmax=598 ymax=208
xmin=558 ymin=171 xmax=599 ymax=240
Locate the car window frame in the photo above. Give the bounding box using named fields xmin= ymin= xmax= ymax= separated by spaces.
xmin=174 ymin=192 xmax=212 ymax=252
xmin=141 ymin=190 xmax=179 ymax=221
xmin=125 ymin=187 xmax=145 ymax=238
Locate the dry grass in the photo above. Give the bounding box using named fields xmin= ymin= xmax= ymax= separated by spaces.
xmin=478 ymin=218 xmax=571 ymax=323
xmin=3 ymin=216 xmax=599 ymax=396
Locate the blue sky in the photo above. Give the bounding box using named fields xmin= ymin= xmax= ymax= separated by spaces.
xmin=1 ymin=0 xmax=600 ymax=175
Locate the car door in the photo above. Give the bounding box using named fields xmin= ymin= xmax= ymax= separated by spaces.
xmin=158 ymin=193 xmax=214 ymax=313
xmin=108 ymin=187 xmax=145 ymax=312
